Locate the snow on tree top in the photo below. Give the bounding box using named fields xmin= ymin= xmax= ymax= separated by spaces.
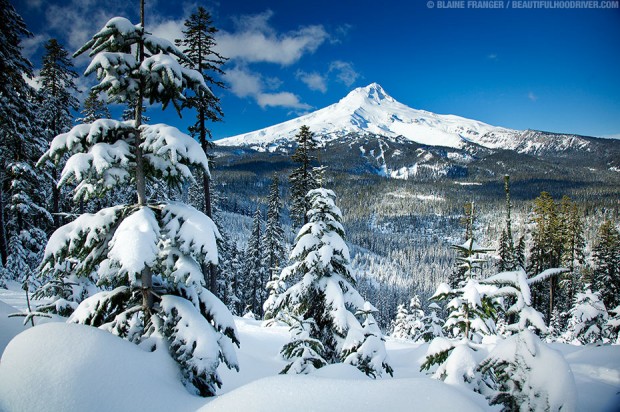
xmin=105 ymin=17 xmax=139 ymax=36
xmin=107 ymin=207 xmax=159 ymax=280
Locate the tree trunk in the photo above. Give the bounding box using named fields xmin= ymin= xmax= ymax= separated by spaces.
xmin=0 ymin=183 xmax=8 ymax=266
xmin=136 ymin=0 xmax=153 ymax=319
xmin=199 ymin=100 xmax=218 ymax=296
xmin=548 ymin=277 xmax=555 ymax=325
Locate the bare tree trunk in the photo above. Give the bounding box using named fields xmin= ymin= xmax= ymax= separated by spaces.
xmin=198 ymin=101 xmax=218 ymax=296
xmin=136 ymin=0 xmax=153 ymax=318
xmin=0 ymin=182 xmax=8 ymax=266
xmin=52 ymin=168 xmax=60 ymax=229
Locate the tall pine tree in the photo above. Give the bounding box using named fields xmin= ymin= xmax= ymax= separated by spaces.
xmin=528 ymin=192 xmax=562 ymax=322
xmin=77 ymin=89 xmax=111 ymax=124
xmin=498 ymin=175 xmax=516 ymax=272
xmin=0 ymin=0 xmax=49 ymax=280
xmin=242 ymin=208 xmax=266 ymax=316
xmin=289 ymin=125 xmax=318 ymax=228
xmin=38 ymin=38 xmax=80 ymax=230
xmin=176 ymin=7 xmax=227 ymax=293
xmin=592 ymin=220 xmax=620 ymax=310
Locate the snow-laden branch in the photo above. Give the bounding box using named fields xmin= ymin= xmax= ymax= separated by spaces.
xmin=161 ymin=202 xmax=220 ymax=266
xmin=528 ymin=268 xmax=569 ymax=285
xmin=141 ymin=124 xmax=210 ymax=182
xmin=39 ymin=119 xmax=136 ymax=164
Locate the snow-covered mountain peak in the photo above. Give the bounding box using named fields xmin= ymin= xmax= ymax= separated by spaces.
xmin=215 ymin=83 xmax=550 ymax=152
xmin=339 ymin=83 xmax=395 ymax=107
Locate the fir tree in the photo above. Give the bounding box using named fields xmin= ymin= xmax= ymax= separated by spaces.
xmin=420 ymin=302 xmax=445 ymax=342
xmin=274 ymin=188 xmax=392 ymax=377
xmin=604 ymin=305 xmax=620 ymax=344
xmin=0 ymin=0 xmax=47 ymax=267
xmin=449 ymin=202 xmax=492 ymax=287
xmin=564 ymin=289 xmax=608 ymax=345
xmin=38 ymin=38 xmax=80 ymax=230
xmin=38 ymin=12 xmax=239 ymax=396
xmin=476 ymin=268 xmax=566 ymax=412
xmin=592 ymin=220 xmax=620 ymax=310
xmin=390 ymin=303 xmax=412 ymax=339
xmin=557 ymin=196 xmax=585 ymax=315
xmin=391 ymin=295 xmax=425 ymax=341
xmin=243 ymin=208 xmax=266 ymax=316
xmin=262 ymin=176 xmax=287 ymax=322
xmin=176 ymin=7 xmax=227 ymax=293
xmin=77 ymin=89 xmax=111 ymax=124
xmin=497 ymin=175 xmax=516 ymax=272
xmin=289 ymin=125 xmax=318 ymax=228
xmin=528 ymin=192 xmax=563 ymax=323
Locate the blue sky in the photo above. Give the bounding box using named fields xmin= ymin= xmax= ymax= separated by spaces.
xmin=14 ymin=0 xmax=620 ymax=139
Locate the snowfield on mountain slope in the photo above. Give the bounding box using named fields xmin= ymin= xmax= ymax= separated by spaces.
xmin=1 ymin=292 xmax=620 ymax=412
xmin=216 ymin=83 xmax=518 ymax=150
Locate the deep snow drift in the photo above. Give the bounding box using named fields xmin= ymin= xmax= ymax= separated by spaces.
xmin=1 ymin=293 xmax=620 ymax=412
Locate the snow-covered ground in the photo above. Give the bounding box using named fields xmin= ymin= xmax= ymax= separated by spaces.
xmin=1 ymin=285 xmax=619 ymax=412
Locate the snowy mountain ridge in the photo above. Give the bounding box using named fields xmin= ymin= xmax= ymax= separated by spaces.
xmin=216 ymin=83 xmax=591 ymax=154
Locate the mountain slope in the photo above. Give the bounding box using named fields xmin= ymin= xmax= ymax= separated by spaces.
xmin=215 ymin=83 xmax=620 ymax=180
xmin=217 ymin=83 xmax=517 ymax=150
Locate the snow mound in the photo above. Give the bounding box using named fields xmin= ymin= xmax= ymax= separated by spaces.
xmin=0 ymin=323 xmax=204 ymax=412
xmin=199 ymin=375 xmax=482 ymax=412
xmin=0 ymin=300 xmax=32 ymax=355
xmin=310 ymin=363 xmax=370 ymax=379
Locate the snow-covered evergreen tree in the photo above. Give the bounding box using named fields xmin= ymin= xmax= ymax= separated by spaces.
xmin=450 ymin=202 xmax=493 ymax=287
xmin=77 ymin=90 xmax=111 ymax=124
xmin=38 ymin=38 xmax=80 ymax=230
xmin=37 ymin=14 xmax=239 ymax=396
xmin=478 ymin=329 xmax=577 ymax=411
xmin=0 ymin=0 xmax=49 ymax=280
xmin=604 ymin=305 xmax=620 ymax=344
xmin=564 ymin=288 xmax=608 ymax=345
xmin=478 ymin=268 xmax=577 ymax=411
xmin=274 ymin=188 xmax=392 ymax=377
xmin=263 ymin=175 xmax=286 ymax=283
xmin=176 ymin=7 xmax=227 ymax=293
xmin=263 ymin=267 xmax=287 ymax=324
xmin=242 ymin=208 xmax=266 ymax=316
xmin=289 ymin=125 xmax=318 ymax=228
xmin=390 ymin=303 xmax=412 ymax=339
xmin=420 ymin=302 xmax=445 ymax=342
xmin=546 ymin=307 xmax=563 ymax=343
xmin=497 ymin=175 xmax=516 ymax=272
xmin=391 ymin=295 xmax=425 ymax=341
xmin=422 ymin=266 xmax=563 ymax=391
xmin=262 ymin=178 xmax=288 ymax=323
xmin=592 ymin=220 xmax=620 ymax=311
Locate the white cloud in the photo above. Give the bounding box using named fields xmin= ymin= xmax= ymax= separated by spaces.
xmin=216 ymin=11 xmax=329 ymax=66
xmin=329 ymin=60 xmax=360 ymax=87
xmin=20 ymin=34 xmax=50 ymax=60
xmin=226 ymin=66 xmax=310 ymax=110
xmin=149 ymin=19 xmax=185 ymax=46
xmin=226 ymin=67 xmax=263 ymax=98
xmin=528 ymin=91 xmax=538 ymax=102
xmin=257 ymin=92 xmax=311 ymax=110
xmin=45 ymin=0 xmax=124 ymax=53
xmin=601 ymin=133 xmax=620 ymax=140
xmin=296 ymin=70 xmax=327 ymax=93
xmin=487 ymin=53 xmax=498 ymax=60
